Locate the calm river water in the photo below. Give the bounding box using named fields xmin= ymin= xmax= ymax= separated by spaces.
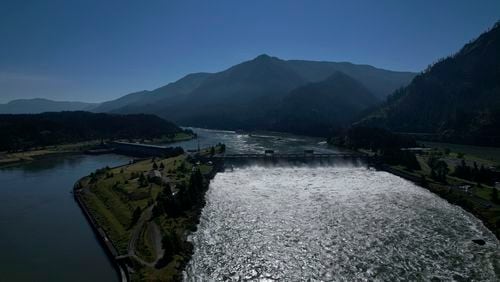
xmin=1 ymin=128 xmax=498 ymax=281
xmin=0 ymin=154 xmax=131 ymax=281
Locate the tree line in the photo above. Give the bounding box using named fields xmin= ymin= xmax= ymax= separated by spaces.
xmin=0 ymin=111 xmax=184 ymax=151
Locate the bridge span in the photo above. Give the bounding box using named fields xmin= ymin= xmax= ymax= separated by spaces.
xmin=198 ymin=150 xmax=379 ymax=166
xmin=211 ymin=152 xmax=369 ymax=160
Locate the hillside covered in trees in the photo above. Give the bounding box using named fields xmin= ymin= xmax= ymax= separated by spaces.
xmin=359 ymin=21 xmax=500 ymax=146
xmin=0 ymin=111 xmax=184 ymax=151
xmin=272 ymin=72 xmax=379 ymax=136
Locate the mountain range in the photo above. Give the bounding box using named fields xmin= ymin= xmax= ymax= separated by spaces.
xmin=1 ymin=56 xmax=415 ymax=136
xmin=5 ymin=21 xmax=499 ymax=145
xmin=91 ymin=55 xmax=415 ymax=133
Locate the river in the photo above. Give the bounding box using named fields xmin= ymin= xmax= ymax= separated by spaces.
xmin=163 ymin=127 xmax=344 ymax=154
xmin=184 ymin=166 xmax=499 ymax=280
xmin=0 ymin=154 xmax=131 ymax=281
xmin=0 ymin=128 xmax=498 ymax=281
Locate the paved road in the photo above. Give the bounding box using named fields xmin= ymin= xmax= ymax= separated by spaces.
xmin=121 ymin=204 xmax=164 ymax=268
xmin=128 ymin=205 xmax=153 ymax=256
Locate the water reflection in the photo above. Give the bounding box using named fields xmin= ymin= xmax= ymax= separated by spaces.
xmin=0 ymin=154 xmax=130 ymax=281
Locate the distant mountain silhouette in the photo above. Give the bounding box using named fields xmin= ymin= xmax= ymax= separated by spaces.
xmin=92 ymin=72 xmax=211 ymax=113
xmin=0 ymin=98 xmax=97 ymax=114
xmin=95 ymin=55 xmax=415 ymax=133
xmin=273 ymin=72 xmax=379 ymax=136
xmin=359 ymin=21 xmax=500 ymax=145
xmin=286 ymin=60 xmax=415 ymax=100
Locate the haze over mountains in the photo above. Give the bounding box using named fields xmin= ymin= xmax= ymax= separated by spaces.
xmin=0 ymin=98 xmax=97 ymax=114
xmin=360 ymin=21 xmax=500 ymax=145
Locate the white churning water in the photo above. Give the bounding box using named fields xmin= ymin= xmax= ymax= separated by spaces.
xmin=184 ymin=165 xmax=499 ymax=281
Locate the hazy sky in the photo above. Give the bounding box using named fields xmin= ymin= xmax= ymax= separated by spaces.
xmin=0 ymin=0 xmax=499 ymax=103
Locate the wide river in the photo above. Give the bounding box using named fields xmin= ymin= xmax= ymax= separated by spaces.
xmin=184 ymin=166 xmax=499 ymax=281
xmin=0 ymin=128 xmax=498 ymax=281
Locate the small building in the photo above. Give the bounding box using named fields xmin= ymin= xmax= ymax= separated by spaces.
xmin=458 ymin=185 xmax=471 ymax=193
xmin=147 ymin=170 xmax=162 ymax=180
xmin=449 ymin=184 xmax=472 ymax=194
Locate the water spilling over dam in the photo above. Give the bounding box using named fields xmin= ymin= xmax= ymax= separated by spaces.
xmin=184 ymin=165 xmax=499 ymax=281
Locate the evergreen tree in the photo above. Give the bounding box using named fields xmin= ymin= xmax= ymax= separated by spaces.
xmin=156 ymin=230 xmax=181 ymax=268
xmin=491 ymin=188 xmax=499 ymax=204
xmin=434 ymin=160 xmax=449 ymax=182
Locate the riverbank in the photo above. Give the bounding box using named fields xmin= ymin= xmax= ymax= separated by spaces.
xmin=74 ymin=146 xmax=222 ymax=281
xmin=0 ymin=140 xmax=101 ymax=167
xmin=74 ymin=181 xmax=129 ymax=282
xmin=0 ymin=132 xmax=196 ymax=168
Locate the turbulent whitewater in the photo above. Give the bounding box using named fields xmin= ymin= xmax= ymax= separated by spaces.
xmin=184 ymin=165 xmax=499 ymax=281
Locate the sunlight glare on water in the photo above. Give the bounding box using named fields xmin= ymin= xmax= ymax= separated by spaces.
xmin=184 ymin=165 xmax=499 ymax=281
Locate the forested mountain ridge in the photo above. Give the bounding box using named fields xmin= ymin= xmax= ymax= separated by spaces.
xmin=0 ymin=111 xmax=184 ymax=151
xmin=358 ymin=21 xmax=500 ymax=145
xmin=272 ymin=72 xmax=379 ymax=136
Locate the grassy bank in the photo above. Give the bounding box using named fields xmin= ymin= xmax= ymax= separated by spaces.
xmin=76 ymin=145 xmax=223 ymax=281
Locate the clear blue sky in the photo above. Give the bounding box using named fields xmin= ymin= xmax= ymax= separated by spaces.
xmin=0 ymin=0 xmax=499 ymax=103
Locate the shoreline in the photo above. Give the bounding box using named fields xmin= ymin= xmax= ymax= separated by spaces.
xmin=72 ymin=160 xmax=146 ymax=282
xmin=0 ymin=140 xmax=101 ymax=168
xmin=0 ymin=133 xmax=196 ymax=168
xmin=73 ymin=180 xmax=130 ymax=282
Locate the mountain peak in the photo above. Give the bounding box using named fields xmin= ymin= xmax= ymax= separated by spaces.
xmin=253 ymin=54 xmax=276 ymax=61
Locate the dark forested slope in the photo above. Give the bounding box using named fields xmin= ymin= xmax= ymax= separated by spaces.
xmin=359 ymin=22 xmax=500 ymax=145
xmin=0 ymin=111 xmax=183 ymax=151
xmin=272 ymin=72 xmax=379 ymax=136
